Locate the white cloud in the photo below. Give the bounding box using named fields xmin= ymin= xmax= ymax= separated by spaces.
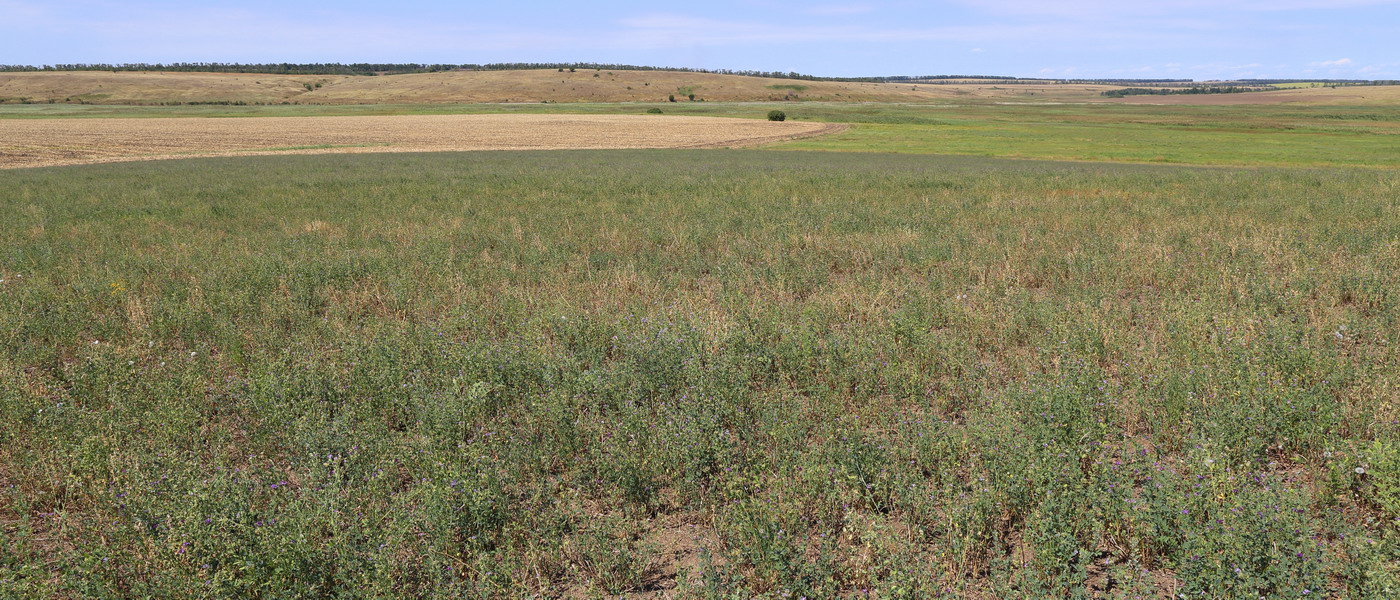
xmin=1310 ymin=58 xmax=1354 ymax=66
xmin=1356 ymin=63 xmax=1398 ymax=75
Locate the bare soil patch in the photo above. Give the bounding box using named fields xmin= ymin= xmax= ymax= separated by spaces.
xmin=0 ymin=114 xmax=845 ymax=169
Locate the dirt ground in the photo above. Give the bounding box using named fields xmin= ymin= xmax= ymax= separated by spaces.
xmin=0 ymin=114 xmax=845 ymax=169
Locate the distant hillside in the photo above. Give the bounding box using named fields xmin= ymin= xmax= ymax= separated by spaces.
xmin=0 ymin=62 xmax=1136 ymax=83
xmin=3 ymin=69 xmax=1394 ymax=107
xmin=0 ymin=69 xmax=1122 ymax=105
xmin=0 ymin=71 xmax=343 ymax=105
xmin=294 ymin=69 xmax=1117 ymax=104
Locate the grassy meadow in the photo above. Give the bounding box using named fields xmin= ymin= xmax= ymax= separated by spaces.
xmin=3 ymin=150 xmax=1399 ymax=598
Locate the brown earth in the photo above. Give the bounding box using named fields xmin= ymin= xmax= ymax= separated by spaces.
xmin=0 ymin=113 xmax=845 ymax=169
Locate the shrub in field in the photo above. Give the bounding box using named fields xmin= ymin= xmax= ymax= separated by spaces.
xmin=1366 ymin=437 xmax=1400 ymax=519
xmin=646 ymin=107 xmax=663 ymax=114
xmin=767 ymin=110 xmax=786 ymax=121
xmin=1174 ymin=473 xmax=1328 ymax=599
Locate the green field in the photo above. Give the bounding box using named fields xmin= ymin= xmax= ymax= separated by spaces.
xmin=3 ymin=150 xmax=1399 ymax=598
xmin=4 ymin=101 xmax=1398 ymax=168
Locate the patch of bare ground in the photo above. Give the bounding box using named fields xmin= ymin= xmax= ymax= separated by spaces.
xmin=0 ymin=114 xmax=845 ymax=169
xmin=560 ymin=510 xmax=719 ymax=599
xmin=639 ymin=515 xmax=720 ymax=594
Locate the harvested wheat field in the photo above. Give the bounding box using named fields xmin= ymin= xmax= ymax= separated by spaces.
xmin=0 ymin=113 xmax=843 ymax=168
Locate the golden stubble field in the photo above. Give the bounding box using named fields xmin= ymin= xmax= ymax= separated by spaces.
xmin=0 ymin=113 xmax=844 ymax=168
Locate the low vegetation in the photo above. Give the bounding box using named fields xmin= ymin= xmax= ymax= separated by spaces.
xmin=1100 ymin=86 xmax=1270 ymax=98
xmin=3 ymin=150 xmax=1398 ymax=597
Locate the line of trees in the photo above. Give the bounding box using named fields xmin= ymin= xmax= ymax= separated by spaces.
xmin=0 ymin=62 xmax=1011 ymax=81
xmin=1100 ymin=86 xmax=1271 ymax=98
xmin=0 ymin=63 xmax=460 ymax=75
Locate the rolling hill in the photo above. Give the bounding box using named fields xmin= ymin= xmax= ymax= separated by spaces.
xmin=1 ymin=68 xmax=1119 ymax=105
xmin=3 ymin=69 xmax=1395 ymax=106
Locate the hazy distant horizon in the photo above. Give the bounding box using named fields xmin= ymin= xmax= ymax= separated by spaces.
xmin=4 ymin=62 xmax=1396 ymax=83
xmin=2 ymin=1 xmax=1396 ymax=80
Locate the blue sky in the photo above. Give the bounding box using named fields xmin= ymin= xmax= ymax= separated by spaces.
xmin=2 ymin=1 xmax=1397 ymax=79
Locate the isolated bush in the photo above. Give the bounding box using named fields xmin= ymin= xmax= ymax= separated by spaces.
xmin=767 ymin=110 xmax=786 ymax=122
xmin=646 ymin=107 xmax=663 ymax=114
xmin=1366 ymin=437 xmax=1400 ymax=518
xmin=668 ymin=94 xmax=676 ymax=102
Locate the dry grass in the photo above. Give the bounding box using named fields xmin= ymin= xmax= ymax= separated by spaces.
xmin=0 ymin=71 xmax=343 ymax=104
xmin=1111 ymin=85 xmax=1400 ymax=105
xmin=297 ymin=69 xmax=1121 ymax=104
xmin=0 ymin=69 xmax=1124 ymax=105
xmin=0 ymin=113 xmax=842 ymax=168
xmin=4 ymin=69 xmax=1396 ymax=108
